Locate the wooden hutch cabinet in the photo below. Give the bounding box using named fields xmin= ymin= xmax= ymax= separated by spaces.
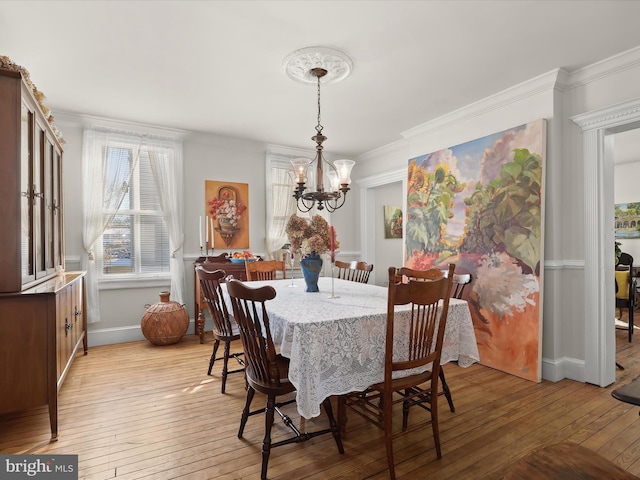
xmin=0 ymin=68 xmax=87 ymax=441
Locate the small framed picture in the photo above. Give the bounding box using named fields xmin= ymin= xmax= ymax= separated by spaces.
xmin=384 ymin=206 xmax=402 ymax=239
xmin=615 ymin=202 xmax=640 ymax=239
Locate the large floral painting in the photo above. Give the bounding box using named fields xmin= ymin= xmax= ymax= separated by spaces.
xmin=405 ymin=119 xmax=546 ymax=382
xmin=205 ymin=180 xmax=249 ymax=249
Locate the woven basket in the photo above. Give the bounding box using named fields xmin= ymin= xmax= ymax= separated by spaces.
xmin=141 ymin=291 xmax=189 ymax=345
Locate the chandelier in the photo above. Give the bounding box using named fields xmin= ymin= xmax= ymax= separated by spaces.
xmin=284 ymin=47 xmax=355 ymax=212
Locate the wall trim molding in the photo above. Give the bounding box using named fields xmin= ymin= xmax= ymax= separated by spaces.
xmin=542 ymin=356 xmax=585 ymax=383
xmin=88 ymin=324 xmax=150 ymax=347
xmin=400 ymin=69 xmax=562 ymax=140
xmin=568 ymin=45 xmax=640 ymax=90
xmin=571 ymin=96 xmax=640 ymax=387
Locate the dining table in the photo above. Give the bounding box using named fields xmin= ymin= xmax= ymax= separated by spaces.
xmin=225 ymin=276 xmax=480 ymax=419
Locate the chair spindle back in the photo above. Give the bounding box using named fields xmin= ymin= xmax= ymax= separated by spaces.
xmin=226 ymin=278 xmax=282 ymax=387
xmin=335 ymin=260 xmax=373 ymax=284
xmin=196 ymin=267 xmax=235 ymax=337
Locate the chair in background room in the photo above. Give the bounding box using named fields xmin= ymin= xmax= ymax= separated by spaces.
xmin=245 ymin=254 xmax=287 ymax=281
xmin=334 ymin=260 xmax=373 ymax=284
xmin=226 ymin=278 xmax=344 ymax=480
xmin=338 ymin=264 xmax=455 ymax=480
xmin=196 ymin=266 xmax=244 ymax=393
xmin=451 ymin=273 xmax=472 ymax=300
xmin=615 ymin=252 xmax=636 ymax=342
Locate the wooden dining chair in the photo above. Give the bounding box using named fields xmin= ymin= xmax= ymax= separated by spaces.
xmin=196 ymin=266 xmax=244 ymax=393
xmin=225 ymin=278 xmax=344 ymax=480
xmin=339 ymin=264 xmax=454 ymax=480
xmin=616 ymin=263 xmax=636 ymax=343
xmin=396 ymin=266 xmax=459 ymax=413
xmin=245 ymin=254 xmax=287 ymax=281
xmin=335 ymin=260 xmax=374 ymax=284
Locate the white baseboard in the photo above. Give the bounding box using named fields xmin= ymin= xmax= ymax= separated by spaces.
xmin=87 ymin=320 xmax=199 ymax=347
xmin=542 ymin=356 xmax=585 ymax=383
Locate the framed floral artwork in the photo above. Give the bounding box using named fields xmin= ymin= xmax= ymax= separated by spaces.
xmin=384 ymin=206 xmax=403 ymax=238
xmin=205 ymin=180 xmax=249 ymax=249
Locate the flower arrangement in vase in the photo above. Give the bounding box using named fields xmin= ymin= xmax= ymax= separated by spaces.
xmin=286 ymin=214 xmax=338 ymax=257
xmin=286 ymin=214 xmax=339 ymax=292
xmin=208 ymin=196 xmax=247 ymax=233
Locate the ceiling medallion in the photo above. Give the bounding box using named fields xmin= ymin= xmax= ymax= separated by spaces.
xmin=283 ymin=46 xmax=353 ymax=85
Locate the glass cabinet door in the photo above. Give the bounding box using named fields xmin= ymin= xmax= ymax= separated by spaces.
xmin=20 ymin=101 xmax=34 ymax=285
xmin=33 ymin=122 xmax=45 ymax=280
xmin=52 ymin=146 xmax=62 ymax=269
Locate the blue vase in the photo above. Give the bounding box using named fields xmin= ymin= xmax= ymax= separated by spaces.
xmin=300 ymin=252 xmax=323 ymax=292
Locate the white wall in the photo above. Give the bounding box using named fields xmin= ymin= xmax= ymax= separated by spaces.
xmin=352 ymin=45 xmax=640 ymax=383
xmin=57 ymin=113 xmax=363 ymax=346
xmin=355 ymin=71 xmax=562 ymax=375
xmin=56 ymin=44 xmax=640 ymax=384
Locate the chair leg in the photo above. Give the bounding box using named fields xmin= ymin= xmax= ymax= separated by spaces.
xmin=383 ymin=391 xmax=396 ymax=480
xmin=439 ymin=368 xmax=455 ymax=412
xmin=337 ymin=396 xmax=347 ymax=434
xmin=221 ymin=341 xmax=231 ymax=393
xmin=208 ymin=339 xmax=220 ymax=375
xmin=322 ymin=397 xmax=344 ymax=454
xmin=238 ymin=386 xmax=255 ymax=438
xmin=261 ymin=395 xmax=277 ymax=480
xmin=431 ymin=395 xmax=442 ymax=459
xmin=630 ymin=306 xmax=634 ymax=342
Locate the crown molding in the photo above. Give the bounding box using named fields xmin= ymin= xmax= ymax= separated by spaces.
xmin=568 ymin=45 xmax=640 ymax=89
xmin=400 ymin=69 xmax=563 ymax=140
xmin=356 ymin=169 xmax=405 ymax=188
xmin=54 ymin=110 xmax=189 ymax=139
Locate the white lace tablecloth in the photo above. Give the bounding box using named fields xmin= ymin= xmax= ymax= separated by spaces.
xmin=228 ymin=277 xmax=479 ymax=419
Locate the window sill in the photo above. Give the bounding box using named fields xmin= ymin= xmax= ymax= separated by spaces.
xmin=98 ymin=275 xmax=171 ymax=291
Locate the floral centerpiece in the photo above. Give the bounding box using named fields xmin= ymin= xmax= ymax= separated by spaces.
xmin=286 ymin=214 xmax=339 ymax=257
xmin=286 ymin=214 xmax=339 ymax=292
xmin=208 ymin=196 xmax=247 ymax=233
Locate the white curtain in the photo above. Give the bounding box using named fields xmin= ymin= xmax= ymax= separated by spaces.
xmin=265 ymin=152 xmax=306 ymax=258
xmin=81 ymin=129 xmax=141 ymax=323
xmin=81 ymin=128 xmax=184 ymax=323
xmin=149 ymin=140 xmax=186 ymax=305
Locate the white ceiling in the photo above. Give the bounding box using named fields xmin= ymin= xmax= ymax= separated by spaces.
xmin=2 ymin=0 xmax=640 ymax=158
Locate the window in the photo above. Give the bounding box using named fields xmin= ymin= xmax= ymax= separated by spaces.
xmin=99 ymin=145 xmax=170 ymax=277
xmin=265 ymin=152 xmax=314 ymax=258
xmin=82 ymin=128 xmax=184 ymax=323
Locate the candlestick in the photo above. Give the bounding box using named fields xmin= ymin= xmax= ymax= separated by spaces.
xmin=288 ymin=250 xmax=296 ymax=287
xmin=199 ymin=216 xmax=203 ymax=247
xmin=210 ymin=217 xmax=215 ymax=250
xmin=205 ymin=215 xmax=209 ymax=243
xmin=330 ymin=225 xmax=335 ymax=263
xmin=328 ymin=263 xmax=340 ymax=299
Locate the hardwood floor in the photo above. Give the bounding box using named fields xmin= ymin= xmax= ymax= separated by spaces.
xmin=1 ymin=326 xmax=640 ymax=479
